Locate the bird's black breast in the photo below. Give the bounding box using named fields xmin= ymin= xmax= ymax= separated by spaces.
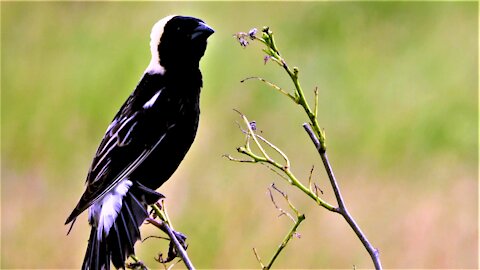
xmin=129 ymin=70 xmax=202 ymax=190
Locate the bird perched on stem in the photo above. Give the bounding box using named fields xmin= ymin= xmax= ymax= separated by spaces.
xmin=65 ymin=15 xmax=214 ymax=270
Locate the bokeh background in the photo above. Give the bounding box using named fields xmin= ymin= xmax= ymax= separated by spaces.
xmin=1 ymin=2 xmax=478 ymax=269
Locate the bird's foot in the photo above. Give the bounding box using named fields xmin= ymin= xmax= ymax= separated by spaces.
xmin=167 ymin=229 xmax=188 ymax=263
xmin=126 ymin=257 xmax=147 ymax=270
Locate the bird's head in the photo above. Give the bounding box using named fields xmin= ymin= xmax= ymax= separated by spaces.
xmin=147 ymin=15 xmax=214 ymax=74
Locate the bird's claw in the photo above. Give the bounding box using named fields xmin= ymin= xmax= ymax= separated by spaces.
xmin=157 ymin=229 xmax=188 ymax=264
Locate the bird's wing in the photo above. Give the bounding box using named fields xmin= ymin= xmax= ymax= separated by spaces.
xmin=65 ymin=86 xmax=169 ymax=224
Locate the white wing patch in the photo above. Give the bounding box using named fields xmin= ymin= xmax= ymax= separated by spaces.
xmin=88 ymin=123 xmax=176 ymax=219
xmin=143 ymin=90 xmax=162 ymax=109
xmin=89 ymin=178 xmax=133 ymax=239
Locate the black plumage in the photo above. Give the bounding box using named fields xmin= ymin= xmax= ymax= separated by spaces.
xmin=65 ymin=15 xmax=214 ymax=270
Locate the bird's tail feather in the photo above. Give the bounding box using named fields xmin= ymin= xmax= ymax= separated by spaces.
xmin=82 ymin=183 xmax=163 ymax=270
xmin=82 ymin=225 xmax=110 ymax=270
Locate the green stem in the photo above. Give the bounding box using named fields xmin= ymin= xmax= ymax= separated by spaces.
xmin=150 ymin=203 xmax=195 ymax=270
xmin=260 ymin=31 xmax=326 ymax=152
xmin=283 ymin=168 xmax=335 ymax=211
xmin=237 ymin=140 xmax=335 ymax=212
xmin=237 ymin=27 xmax=382 ymax=269
xmin=283 ymin=61 xmax=325 ymax=152
xmin=152 ymin=203 xmax=170 ymax=226
xmin=265 ymin=214 xmax=306 ymax=269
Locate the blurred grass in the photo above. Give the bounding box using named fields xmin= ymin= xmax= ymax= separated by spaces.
xmin=1 ymin=2 xmax=478 ymax=269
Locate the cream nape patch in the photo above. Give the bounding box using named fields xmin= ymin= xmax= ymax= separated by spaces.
xmin=145 ymin=15 xmax=176 ymax=75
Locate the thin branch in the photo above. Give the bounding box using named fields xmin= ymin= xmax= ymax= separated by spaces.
xmin=256 ymin=133 xmax=290 ymax=169
xmin=160 ymin=201 xmax=175 ymax=229
xmin=265 ymin=213 xmax=305 ymax=270
xmin=142 ymin=235 xmax=170 ymax=243
xmin=162 ymin=221 xmax=195 ymax=270
xmin=308 ymin=165 xmax=315 ymax=194
xmin=236 ymin=110 xmax=271 ymax=160
xmin=303 ymin=123 xmax=382 ymax=270
xmin=252 ymin=248 xmax=266 ymax=269
xmin=264 ymin=184 xmax=306 ymax=270
xmin=149 ymin=203 xmax=196 ymax=270
xmin=270 ymin=183 xmax=300 ymax=217
xmin=268 ymin=186 xmax=296 ymax=223
xmin=260 ymin=163 xmax=292 ymax=183
xmin=222 ymin=153 xmax=256 ymax=163
xmin=241 ymin=76 xmax=297 ymax=102
xmin=227 ymin=112 xmax=336 ymax=211
xmin=233 ymin=26 xmax=382 ymax=270
xmin=314 ymin=183 xmax=323 ymax=196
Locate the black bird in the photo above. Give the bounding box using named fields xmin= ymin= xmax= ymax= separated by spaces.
xmin=65 ymin=15 xmax=214 ymax=270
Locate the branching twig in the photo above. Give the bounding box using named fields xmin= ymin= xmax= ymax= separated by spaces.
xmin=130 ymin=200 xmax=195 ymax=270
xmin=149 ymin=203 xmax=195 ymax=270
xmin=253 ymin=248 xmax=265 ymax=269
xmin=225 ymin=111 xmax=335 ymax=211
xmin=255 ymin=184 xmax=306 ymax=270
xmin=265 ymin=213 xmax=304 ymax=270
xmin=230 ymin=26 xmax=382 ymax=270
xmin=142 ymin=235 xmax=170 ymax=242
xmin=304 ymin=123 xmax=382 ymax=269
xmin=268 ymin=186 xmax=295 ymax=223
xmin=241 ymin=76 xmax=297 ymax=102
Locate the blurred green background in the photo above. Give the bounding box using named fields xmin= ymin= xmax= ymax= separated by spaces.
xmin=1 ymin=2 xmax=478 ymax=269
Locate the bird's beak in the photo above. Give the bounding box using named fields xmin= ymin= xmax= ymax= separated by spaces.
xmin=191 ymin=22 xmax=214 ymax=40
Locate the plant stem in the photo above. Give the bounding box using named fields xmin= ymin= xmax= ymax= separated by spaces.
xmin=162 ymin=221 xmax=195 ymax=270
xmin=235 ymin=114 xmax=336 ymax=212
xmin=235 ymin=27 xmax=383 ymax=269
xmin=303 ymin=123 xmax=382 ymax=270
xmin=151 ymin=204 xmax=195 ymax=270
xmin=262 ymin=28 xmax=381 ymax=268
xmin=265 ymin=214 xmax=306 ymax=269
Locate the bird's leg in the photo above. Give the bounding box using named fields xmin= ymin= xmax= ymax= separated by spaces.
xmin=165 ymin=229 xmax=188 ymax=263
xmin=171 ymin=230 xmax=187 ymax=250
xmin=126 ymin=255 xmax=148 ymax=270
xmin=145 ymin=215 xmax=189 ymax=264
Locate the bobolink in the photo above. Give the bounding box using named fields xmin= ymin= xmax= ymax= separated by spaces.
xmin=65 ymin=15 xmax=214 ymax=270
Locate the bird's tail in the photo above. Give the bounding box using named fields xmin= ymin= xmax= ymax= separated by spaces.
xmin=82 ymin=183 xmax=163 ymax=270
